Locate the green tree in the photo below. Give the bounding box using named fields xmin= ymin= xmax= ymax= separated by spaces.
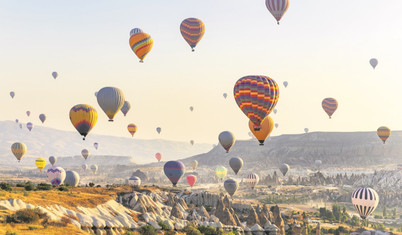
xmin=332 ymin=204 xmax=341 ymax=222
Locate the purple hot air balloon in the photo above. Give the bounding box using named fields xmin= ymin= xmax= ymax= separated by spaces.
xmin=26 ymin=122 xmax=33 ymax=132
xmin=47 ymin=166 xmax=66 ymax=186
xmin=26 ymin=111 xmax=30 ymax=117
xmin=164 ymin=161 xmax=185 ymax=187
xmin=39 ymin=114 xmax=46 ymax=123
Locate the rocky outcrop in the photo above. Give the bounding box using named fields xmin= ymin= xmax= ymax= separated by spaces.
xmin=272 ymin=205 xmax=285 ymax=235
xmin=171 ymin=203 xmax=183 ymax=219
xmin=246 ymin=206 xmax=260 ymax=227
xmin=181 ymin=191 xmax=220 ymax=207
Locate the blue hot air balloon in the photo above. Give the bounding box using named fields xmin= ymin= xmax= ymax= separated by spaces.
xmin=163 ymin=161 xmax=185 ymax=187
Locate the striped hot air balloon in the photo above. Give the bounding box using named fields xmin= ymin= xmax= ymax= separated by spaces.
xmin=47 ymin=167 xmax=66 ymax=186
xmin=180 ymin=18 xmax=205 ymax=52
xmin=265 ymin=0 xmax=289 ymax=25
xmin=351 ymin=187 xmax=379 ymax=219
xmin=245 ymin=173 xmax=259 ymax=189
xmin=129 ymin=32 xmax=153 ymax=62
xmin=322 ymin=98 xmax=338 ymax=119
xmin=127 ymin=124 xmax=137 ymax=137
xmin=234 ymin=75 xmax=279 ymax=131
xmin=377 ymin=126 xmax=391 ymax=144
xmin=11 ymin=142 xmax=27 ymax=162
xmin=69 ymin=104 xmax=98 ymax=140
xmin=35 ymin=158 xmax=46 ymax=172
xmin=215 ymin=166 xmax=227 ymax=180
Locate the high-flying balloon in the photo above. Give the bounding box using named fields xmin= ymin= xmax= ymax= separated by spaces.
xmin=283 ymin=81 xmax=288 ymax=88
xmin=10 ymin=91 xmax=15 ymax=99
xmin=190 ymin=140 xmax=194 ymax=145
xmin=180 ymin=18 xmax=205 ymax=52
xmin=90 ymin=164 xmax=98 ymax=174
xmin=129 ymin=176 xmax=141 ymax=186
xmin=121 ymin=101 xmax=131 ymax=116
xmin=156 ymin=127 xmax=161 ymax=134
xmin=39 ymin=114 xmax=46 ymax=124
xmin=218 ymin=131 xmax=235 ymax=153
xmin=273 ymin=109 xmax=277 ymax=114
xmin=224 ymin=179 xmax=238 ymax=197
xmin=26 ymin=122 xmax=33 ymax=132
xmin=163 ymin=161 xmax=185 ymax=186
xmin=377 ymin=126 xmax=391 ymax=144
xmin=304 ymin=128 xmax=309 ymax=134
xmin=129 ymin=28 xmax=143 ymax=37
xmin=26 ymin=111 xmax=30 ymax=117
xmin=81 ymin=149 xmax=90 ymax=160
xmin=82 ymin=164 xmax=88 ymax=171
xmin=191 ymin=160 xmax=198 ymax=170
xmin=186 ymin=175 xmax=197 ymax=187
xmin=47 ymin=166 xmax=66 ymax=186
xmin=322 ymin=98 xmax=338 ymax=119
xmin=249 ymin=116 xmax=274 ymax=145
xmin=35 ymin=158 xmax=46 ymax=172
xmin=369 ymin=58 xmax=378 ymax=69
xmin=246 ymin=173 xmax=259 ymax=189
xmin=155 ymin=153 xmax=162 ymax=162
xmin=128 ymin=124 xmax=137 ymax=137
xmin=223 ymin=93 xmax=227 ymax=99
xmin=265 ymin=0 xmax=289 ymax=25
xmin=234 ymin=75 xmax=279 ymax=130
xmin=65 ymin=171 xmax=80 ymax=187
xmin=49 ymin=156 xmax=57 ymax=166
xmin=52 ymin=72 xmax=58 ymax=79
xmin=189 ymin=106 xmax=194 ymax=112
xmin=351 ymin=187 xmax=379 ymax=219
xmin=279 ymin=163 xmax=290 ymax=176
xmin=11 ymin=142 xmax=27 ymax=162
xmin=70 ymin=104 xmax=98 ymax=140
xmin=129 ymin=32 xmax=153 ymax=62
xmin=215 ymin=166 xmax=227 ymax=180
xmin=94 ymin=142 xmax=99 ymax=150
xmin=229 ymin=157 xmax=243 ymax=175
xmin=97 ymin=87 xmax=125 ymax=122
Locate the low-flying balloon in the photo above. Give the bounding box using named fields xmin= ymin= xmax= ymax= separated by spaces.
xmin=377 ymin=126 xmax=391 ymax=144
xmin=304 ymin=128 xmax=309 ymax=133
xmin=52 ymin=72 xmax=58 ymax=79
xmin=90 ymin=164 xmax=98 ymax=174
xmin=219 ymin=131 xmax=235 ymax=153
xmin=249 ymin=116 xmax=274 ymax=145
xmin=351 ymin=187 xmax=379 ymax=219
xmin=246 ymin=173 xmax=259 ymax=189
xmin=265 ymin=0 xmax=289 ymax=25
xmin=65 ymin=171 xmax=80 ymax=187
xmin=26 ymin=111 xmax=30 ymax=117
xmin=180 ymin=18 xmax=205 ymax=52
xmin=26 ymin=122 xmax=33 ymax=132
xmin=47 ymin=166 xmax=66 ymax=186
xmin=369 ymin=58 xmax=378 ymax=69
xmin=129 ymin=176 xmax=141 ymax=186
xmin=224 ymin=179 xmax=238 ymax=197
xmin=11 ymin=142 xmax=27 ymax=162
xmin=39 ymin=114 xmax=46 ymax=124
xmin=97 ymin=87 xmax=125 ymax=122
xmin=82 ymin=164 xmax=88 ymax=171
xmin=279 ymin=163 xmax=290 ymax=176
xmin=163 ymin=161 xmax=185 ymax=186
xmin=70 ymin=104 xmax=98 ymax=140
xmin=156 ymin=127 xmax=161 ymax=134
xmin=129 ymin=32 xmax=153 ymax=62
xmin=15 ymin=119 xmax=18 ymax=123
xmin=191 ymin=160 xmax=198 ymax=170
xmin=81 ymin=149 xmax=90 ymax=160
xmin=215 ymin=166 xmax=227 ymax=180
xmin=94 ymin=142 xmax=99 ymax=150
xmin=322 ymin=98 xmax=338 ymax=119
xmin=190 ymin=140 xmax=194 ymax=145
xmin=35 ymin=158 xmax=46 ymax=172
xmin=121 ymin=101 xmax=131 ymax=116
xmin=49 ymin=156 xmax=57 ymax=166
xmin=155 ymin=153 xmax=162 ymax=162
xmin=186 ymin=175 xmax=197 ymax=187
xmin=128 ymin=124 xmax=137 ymax=137
xmin=10 ymin=91 xmax=15 ymax=99
xmin=229 ymin=157 xmax=243 ymax=175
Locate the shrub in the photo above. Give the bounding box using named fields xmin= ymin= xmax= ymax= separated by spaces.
xmin=0 ymin=182 xmax=12 ymax=191
xmin=57 ymin=186 xmax=69 ymax=192
xmin=24 ymin=182 xmax=34 ymax=191
xmin=6 ymin=209 xmax=40 ymax=224
xmin=139 ymin=225 xmax=157 ymax=235
xmin=23 ymin=191 xmax=29 ymax=197
xmin=36 ymin=183 xmax=52 ymax=191
xmin=28 ymin=226 xmax=37 ymax=230
xmin=125 ymin=231 xmax=135 ymax=235
xmin=157 ymin=221 xmax=170 ymax=230
xmin=5 ymin=231 xmax=17 ymax=235
xmin=96 ymin=185 xmax=101 ymax=187
xmin=89 ymin=183 xmax=95 ymax=187
xmin=16 ymin=183 xmax=25 ymax=187
xmin=184 ymin=225 xmax=202 ymax=235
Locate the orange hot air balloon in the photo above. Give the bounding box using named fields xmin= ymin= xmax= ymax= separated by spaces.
xmin=127 ymin=124 xmax=137 ymax=137
xmin=248 ymin=116 xmax=274 ymax=145
xmin=129 ymin=32 xmax=153 ymax=62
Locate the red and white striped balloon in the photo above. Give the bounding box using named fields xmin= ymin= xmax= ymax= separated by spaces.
xmin=245 ymin=173 xmax=259 ymax=189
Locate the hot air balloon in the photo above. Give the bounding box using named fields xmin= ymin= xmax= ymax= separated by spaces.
xmin=47 ymin=166 xmax=66 ymax=186
xmin=315 ymin=160 xmax=322 ymax=171
xmin=90 ymin=164 xmax=98 ymax=174
xmin=129 ymin=28 xmax=143 ymax=37
xmin=129 ymin=176 xmax=141 ymax=186
xmin=15 ymin=119 xmax=18 ymax=123
xmin=322 ymin=98 xmax=338 ymax=119
xmin=223 ymin=93 xmax=227 ymax=99
xmin=97 ymin=87 xmax=125 ymax=122
xmin=52 ymin=72 xmax=58 ymax=79
xmin=304 ymin=128 xmax=309 ymax=133
xmin=249 ymin=116 xmax=274 ymax=145
xmin=11 ymin=142 xmax=27 ymax=162
xmin=156 ymin=127 xmax=161 ymax=134
xmin=155 ymin=153 xmax=162 ymax=162
xmin=49 ymin=156 xmax=57 ymax=166
xmin=39 ymin=114 xmax=46 ymax=124
xmin=129 ymin=32 xmax=153 ymax=62
xmin=351 ymin=187 xmax=379 ymax=219
xmin=377 ymin=126 xmax=391 ymax=144
xmin=369 ymin=58 xmax=378 ymax=69
xmin=35 ymin=158 xmax=46 ymax=172
xmin=273 ymin=109 xmax=277 ymax=114
xmin=81 ymin=149 xmax=90 ymax=160
xmin=265 ymin=0 xmax=289 ymax=25
xmin=215 ymin=166 xmax=227 ymax=180
xmin=279 ymin=163 xmax=290 ymax=176
xmin=275 ymin=123 xmax=278 ymax=129
xmin=224 ymin=179 xmax=238 ymax=197
xmin=234 ymin=75 xmax=279 ymax=130
xmin=65 ymin=171 xmax=80 ymax=187
xmin=191 ymin=160 xmax=198 ymax=170
xmin=189 ymin=106 xmax=194 ymax=112
xmin=187 ymin=175 xmax=197 ymax=187
xmin=94 ymin=92 xmax=98 ymax=97
xmin=26 ymin=111 xmax=30 ymax=117
xmin=10 ymin=91 xmax=15 ymax=99
xmin=163 ymin=161 xmax=185 ymax=186
xmin=70 ymin=104 xmax=98 ymax=140
xmin=26 ymin=122 xmax=33 ymax=132
xmin=190 ymin=140 xmax=194 ymax=145
xmin=121 ymin=101 xmax=131 ymax=116
xmin=94 ymin=142 xmax=99 ymax=150
xmin=82 ymin=164 xmax=88 ymax=171
xmin=219 ymin=131 xmax=235 ymax=153
xmin=19 ymin=124 xmax=22 ymax=129
xmin=127 ymin=124 xmax=137 ymax=137
xmin=246 ymin=173 xmax=259 ymax=189
xmin=283 ymin=81 xmax=288 ymax=87
xmin=180 ymin=18 xmax=205 ymax=52
xmin=229 ymin=157 xmax=243 ymax=175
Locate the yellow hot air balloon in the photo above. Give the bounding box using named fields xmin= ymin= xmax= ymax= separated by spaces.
xmin=215 ymin=166 xmax=227 ymax=180
xmin=35 ymin=158 xmax=46 ymax=172
xmin=128 ymin=123 xmax=137 ymax=137
xmin=377 ymin=126 xmax=391 ymax=144
xmin=69 ymin=104 xmax=98 ymax=140
xmin=248 ymin=116 xmax=274 ymax=145
xmin=11 ymin=142 xmax=27 ymax=162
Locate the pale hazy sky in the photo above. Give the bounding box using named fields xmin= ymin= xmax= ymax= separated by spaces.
xmin=0 ymin=0 xmax=402 ymax=144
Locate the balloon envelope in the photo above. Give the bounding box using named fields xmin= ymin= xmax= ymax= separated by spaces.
xmin=377 ymin=126 xmax=391 ymax=144
xmin=304 ymin=128 xmax=309 ymax=133
xmin=223 ymin=93 xmax=227 ymax=99
xmin=229 ymin=157 xmax=243 ymax=175
xmin=10 ymin=91 xmax=15 ymax=99
xmin=94 ymin=142 xmax=99 ymax=150
xmin=49 ymin=156 xmax=57 ymax=166
xmin=97 ymin=87 xmax=125 ymax=121
xmin=52 ymin=71 xmax=58 ymax=79
xmin=128 ymin=124 xmax=137 ymax=137
xmin=82 ymin=164 xmax=88 ymax=170
xmin=245 ymin=173 xmax=259 ymax=189
xmin=26 ymin=122 xmax=33 ymax=131
xmin=224 ymin=179 xmax=239 ymax=197
xmin=351 ymin=187 xmax=379 ymax=219
xmin=121 ymin=101 xmax=131 ymax=116
xmin=35 ymin=158 xmax=46 ymax=172
xmin=215 ymin=166 xmax=227 ymax=180
xmin=81 ymin=149 xmax=90 ymax=160
xmin=369 ymin=58 xmax=378 ymax=69
xmin=191 ymin=160 xmax=198 ymax=170
xmin=283 ymin=81 xmax=288 ymax=87
xmin=90 ymin=164 xmax=98 ymax=174
xmin=47 ymin=167 xmax=66 ymax=186
xmin=155 ymin=153 xmax=162 ymax=162
xmin=186 ymin=175 xmax=197 ymax=187
xmin=180 ymin=18 xmax=205 ymax=51
xmin=322 ymin=98 xmax=338 ymax=119
xmin=26 ymin=111 xmax=30 ymax=117
xmin=129 ymin=28 xmax=143 ymax=37
xmin=39 ymin=114 xmax=46 ymax=124
xmin=129 ymin=176 xmax=141 ymax=186
xmin=265 ymin=0 xmax=289 ymax=24
xmin=11 ymin=142 xmax=27 ymax=162
xmin=156 ymin=127 xmax=161 ymax=134
xmin=129 ymin=32 xmax=153 ymax=62
xmin=279 ymin=163 xmax=290 ymax=176
xmin=219 ymin=131 xmax=235 ymax=153
xmin=164 ymin=161 xmax=185 ymax=186
xmin=70 ymin=104 xmax=98 ymax=140
xmin=190 ymin=140 xmax=194 ymax=145
xmin=65 ymin=171 xmax=80 ymax=187
xmin=249 ymin=116 xmax=274 ymax=145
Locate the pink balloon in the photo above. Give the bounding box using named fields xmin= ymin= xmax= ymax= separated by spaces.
xmin=155 ymin=153 xmax=162 ymax=162
xmin=187 ymin=175 xmax=197 ymax=187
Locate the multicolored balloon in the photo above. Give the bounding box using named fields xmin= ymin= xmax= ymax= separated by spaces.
xmin=128 ymin=124 xmax=137 ymax=137
xmin=49 ymin=156 xmax=57 ymax=166
xmin=234 ymin=75 xmax=279 ymax=130
xmin=129 ymin=176 xmax=141 ymax=186
xmin=369 ymin=58 xmax=378 ymax=69
xmin=35 ymin=158 xmax=46 ymax=172
xmin=155 ymin=153 xmax=162 ymax=162
xmin=81 ymin=149 xmax=90 ymax=160
xmin=224 ymin=179 xmax=238 ymax=197
xmin=69 ymin=104 xmax=98 ymax=140
xmin=97 ymin=87 xmax=125 ymax=122
xmin=129 ymin=28 xmax=143 ymax=37
xmin=249 ymin=116 xmax=274 ymax=145
xmin=218 ymin=131 xmax=235 ymax=153
xmin=180 ymin=18 xmax=205 ymax=52
xmin=245 ymin=173 xmax=259 ymax=189
xmin=351 ymin=187 xmax=379 ymax=219
xmin=279 ymin=163 xmax=289 ymax=176
xmin=265 ymin=0 xmax=289 ymax=24
xmin=215 ymin=166 xmax=227 ymax=180
xmin=129 ymin=32 xmax=153 ymax=62
xmin=322 ymin=98 xmax=338 ymax=119
xmin=121 ymin=101 xmax=131 ymax=116
xmin=11 ymin=142 xmax=27 ymax=162
xmin=229 ymin=157 xmax=243 ymax=175
xmin=163 ymin=161 xmax=185 ymax=186
xmin=26 ymin=122 xmax=33 ymax=132
xmin=10 ymin=91 xmax=15 ymax=99
xmin=186 ymin=175 xmax=197 ymax=187
xmin=39 ymin=114 xmax=46 ymax=124
xmin=52 ymin=71 xmax=58 ymax=79
xmin=47 ymin=166 xmax=66 ymax=186
xmin=377 ymin=126 xmax=391 ymax=144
